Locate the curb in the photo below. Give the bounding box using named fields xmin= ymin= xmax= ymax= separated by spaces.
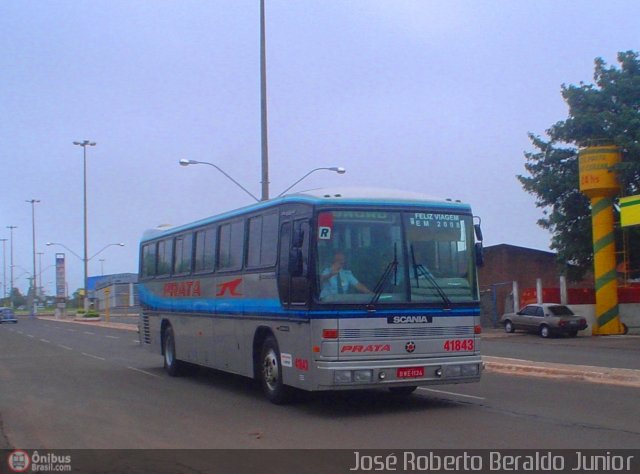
xmin=483 ymin=355 xmax=640 ymax=388
xmin=36 ymin=315 xmax=137 ymax=332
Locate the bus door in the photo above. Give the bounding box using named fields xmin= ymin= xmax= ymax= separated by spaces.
xmin=278 ymin=219 xmax=310 ymax=307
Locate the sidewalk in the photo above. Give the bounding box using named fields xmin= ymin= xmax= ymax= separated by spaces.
xmin=483 ymin=355 xmax=640 ymax=388
xmin=481 ymin=327 xmax=640 ymax=388
xmin=36 ymin=314 xmax=137 ymax=332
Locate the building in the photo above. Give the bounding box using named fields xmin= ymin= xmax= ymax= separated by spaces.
xmin=89 ymin=273 xmax=139 ymax=314
xmin=477 ymin=244 xmax=591 ymax=327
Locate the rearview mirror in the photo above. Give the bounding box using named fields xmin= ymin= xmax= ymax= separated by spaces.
xmin=475 ymin=242 xmax=484 ymax=267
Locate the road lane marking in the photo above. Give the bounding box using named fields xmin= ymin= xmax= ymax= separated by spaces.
xmin=84 ymin=331 xmax=95 ymax=335
xmin=58 ymin=345 xmax=73 ymax=351
xmin=40 ymin=339 xmax=51 ymax=344
xmin=17 ymin=331 xmax=24 ymax=334
xmin=27 ymin=334 xmax=35 ymax=338
xmin=127 ymin=367 xmax=160 ymax=378
xmin=133 ymin=340 xmax=140 ymax=344
xmin=67 ymin=329 xmax=77 ymax=332
xmin=418 ymin=387 xmax=486 ymax=401
xmin=105 ymin=335 xmax=119 ymax=339
xmin=81 ymin=352 xmax=106 ymax=361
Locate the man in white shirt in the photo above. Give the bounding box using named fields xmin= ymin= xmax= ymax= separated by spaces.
xmin=320 ymin=251 xmax=370 ymax=299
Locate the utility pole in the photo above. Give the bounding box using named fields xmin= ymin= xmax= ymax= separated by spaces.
xmin=26 ymin=199 xmax=40 ymax=317
xmin=260 ymin=0 xmax=270 ymax=201
xmin=6 ymin=226 xmax=17 ymax=308
xmin=73 ymin=140 xmax=96 ymax=311
xmin=0 ymin=238 xmax=7 ymax=303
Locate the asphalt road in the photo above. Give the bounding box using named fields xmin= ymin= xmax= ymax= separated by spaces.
xmin=1 ymin=318 xmax=639 ymax=450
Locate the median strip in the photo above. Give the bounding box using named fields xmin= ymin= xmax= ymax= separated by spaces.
xmin=483 ymin=355 xmax=640 ymax=388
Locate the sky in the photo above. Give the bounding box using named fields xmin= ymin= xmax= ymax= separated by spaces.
xmin=1 ymin=0 xmax=639 ymax=296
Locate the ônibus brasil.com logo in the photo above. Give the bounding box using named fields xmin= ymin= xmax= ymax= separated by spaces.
xmin=7 ymin=450 xmax=72 ymax=472
xmin=7 ymin=450 xmax=30 ymax=473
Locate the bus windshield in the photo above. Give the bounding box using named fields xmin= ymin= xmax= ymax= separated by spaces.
xmin=315 ymin=210 xmax=478 ymax=304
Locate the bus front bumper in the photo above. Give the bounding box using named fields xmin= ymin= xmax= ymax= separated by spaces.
xmin=311 ymin=355 xmax=483 ymax=391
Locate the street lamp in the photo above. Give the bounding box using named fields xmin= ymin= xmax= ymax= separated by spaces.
xmin=6 ymin=225 xmax=17 ymax=308
xmin=73 ymin=140 xmax=96 ymax=311
xmin=179 ymin=159 xmax=260 ymax=202
xmin=180 ymin=160 xmax=346 ymax=202
xmin=26 ymin=199 xmax=40 ymax=317
xmin=277 ymin=167 xmax=346 ymax=197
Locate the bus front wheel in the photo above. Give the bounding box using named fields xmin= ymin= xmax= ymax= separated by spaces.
xmin=163 ymin=326 xmax=183 ymax=376
xmin=260 ymin=335 xmax=291 ymax=404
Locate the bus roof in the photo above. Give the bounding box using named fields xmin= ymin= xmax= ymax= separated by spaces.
xmin=141 ymin=187 xmax=472 ymax=242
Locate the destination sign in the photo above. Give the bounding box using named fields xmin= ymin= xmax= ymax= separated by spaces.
xmin=409 ymin=212 xmax=461 ymax=229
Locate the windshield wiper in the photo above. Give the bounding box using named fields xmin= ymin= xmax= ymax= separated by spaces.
xmin=368 ymin=244 xmax=398 ymax=306
xmin=410 ymin=244 xmax=451 ymax=308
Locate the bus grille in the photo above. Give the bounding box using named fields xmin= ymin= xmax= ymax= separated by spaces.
xmin=141 ymin=315 xmax=151 ymax=344
xmin=339 ymin=326 xmax=474 ymax=339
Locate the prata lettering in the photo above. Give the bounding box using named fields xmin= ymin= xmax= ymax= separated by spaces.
xmin=341 ymin=344 xmax=391 ymax=353
xmin=163 ymin=281 xmax=202 ymax=297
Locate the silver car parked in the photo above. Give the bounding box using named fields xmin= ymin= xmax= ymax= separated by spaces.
xmin=501 ymin=303 xmax=587 ymax=338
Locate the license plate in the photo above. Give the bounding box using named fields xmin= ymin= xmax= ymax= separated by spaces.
xmin=397 ymin=367 xmax=424 ymax=378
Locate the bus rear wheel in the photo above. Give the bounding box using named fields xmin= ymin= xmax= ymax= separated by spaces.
xmin=260 ymin=335 xmax=291 ymax=404
xmin=163 ymin=325 xmax=183 ymax=376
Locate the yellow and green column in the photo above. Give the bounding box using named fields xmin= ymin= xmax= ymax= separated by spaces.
xmin=579 ymin=145 xmax=625 ymax=335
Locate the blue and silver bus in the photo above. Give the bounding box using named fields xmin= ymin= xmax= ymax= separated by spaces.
xmin=139 ymin=188 xmax=484 ymax=403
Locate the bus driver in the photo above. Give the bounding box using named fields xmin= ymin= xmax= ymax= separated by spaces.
xmin=320 ymin=251 xmax=370 ymax=299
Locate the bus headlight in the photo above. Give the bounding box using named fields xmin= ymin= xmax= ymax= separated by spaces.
xmin=444 ymin=365 xmax=462 ymax=377
xmin=335 ymin=370 xmax=353 ymax=384
xmin=462 ymin=364 xmax=479 ymax=376
xmin=353 ymin=370 xmax=373 ymax=383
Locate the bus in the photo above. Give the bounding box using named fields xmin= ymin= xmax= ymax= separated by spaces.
xmin=138 ymin=187 xmax=484 ymax=403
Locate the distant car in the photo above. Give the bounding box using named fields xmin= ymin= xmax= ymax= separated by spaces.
xmin=0 ymin=307 xmax=18 ymax=324
xmin=501 ymin=303 xmax=587 ymax=338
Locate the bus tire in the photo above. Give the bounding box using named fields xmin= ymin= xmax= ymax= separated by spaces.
xmin=260 ymin=335 xmax=291 ymax=404
xmin=389 ymin=386 xmax=417 ymax=396
xmin=163 ymin=325 xmax=182 ymax=377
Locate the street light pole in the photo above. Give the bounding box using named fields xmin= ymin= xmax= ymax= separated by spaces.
xmin=0 ymin=238 xmax=6 ymax=302
xmin=179 ymin=160 xmax=260 ymax=202
xmin=180 ymin=160 xmax=346 ymax=201
xmin=6 ymin=226 xmax=17 ymax=308
xmin=73 ymin=140 xmax=96 ymax=311
xmin=260 ymin=0 xmax=269 ymax=201
xmin=37 ymin=252 xmax=44 ymax=299
xmin=277 ymin=167 xmax=347 ymax=197
xmin=26 ymin=199 xmax=40 ymax=317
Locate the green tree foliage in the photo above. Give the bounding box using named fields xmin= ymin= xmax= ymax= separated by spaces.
xmin=9 ymin=287 xmax=27 ymax=308
xmin=519 ymin=51 xmax=640 ymax=281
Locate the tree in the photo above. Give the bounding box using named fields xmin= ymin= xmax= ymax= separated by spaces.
xmin=519 ymin=51 xmax=640 ymax=281
xmin=9 ymin=288 xmax=27 ymax=308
